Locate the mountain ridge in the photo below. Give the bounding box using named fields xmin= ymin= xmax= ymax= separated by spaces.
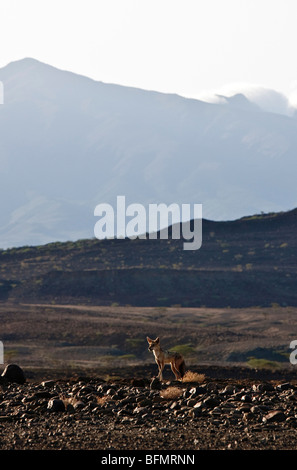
xmin=0 ymin=58 xmax=297 ymax=248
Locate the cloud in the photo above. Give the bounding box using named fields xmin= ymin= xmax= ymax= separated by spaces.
xmin=288 ymin=80 xmax=297 ymax=109
xmin=197 ymin=83 xmax=296 ymax=117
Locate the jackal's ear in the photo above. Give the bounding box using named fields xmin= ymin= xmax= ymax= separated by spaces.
xmin=146 ymin=336 xmax=152 ymax=343
xmin=155 ymin=337 xmax=160 ymax=343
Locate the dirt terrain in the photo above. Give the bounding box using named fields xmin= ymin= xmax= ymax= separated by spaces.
xmin=0 ymin=302 xmax=296 ymax=371
xmin=1 ymin=301 xmax=297 ymax=457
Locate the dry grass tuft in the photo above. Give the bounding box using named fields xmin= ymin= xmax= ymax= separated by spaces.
xmin=182 ymin=370 xmax=205 ymax=383
xmin=160 ymin=386 xmax=182 ymax=400
xmin=96 ymin=395 xmax=111 ymax=406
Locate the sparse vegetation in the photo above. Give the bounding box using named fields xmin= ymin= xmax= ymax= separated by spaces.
xmin=182 ymin=371 xmax=205 ymax=383
xmin=170 ymin=344 xmax=196 ymax=357
xmin=96 ymin=395 xmax=112 ymax=406
xmin=118 ymin=354 xmax=136 ymax=361
xmin=160 ymin=386 xmax=182 ymax=400
xmin=125 ymin=338 xmax=145 ymax=349
xmin=246 ymin=358 xmax=281 ymax=370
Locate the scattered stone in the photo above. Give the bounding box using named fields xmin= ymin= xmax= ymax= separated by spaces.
xmin=221 ymin=384 xmax=237 ymax=395
xmin=67 ymin=398 xmax=84 ymax=410
xmin=133 ymin=406 xmax=148 ymax=415
xmin=186 ymin=398 xmax=197 ymax=407
xmin=0 ymin=416 xmax=14 ymax=422
xmin=250 ymin=405 xmax=261 ymax=414
xmin=189 ymin=407 xmax=202 ymax=418
xmin=253 ymin=383 xmax=274 ymax=393
xmin=239 ymin=403 xmax=251 ymax=412
xmin=243 ymin=412 xmax=254 ymax=423
xmin=47 ymin=398 xmax=66 ymax=412
xmin=286 ymin=417 xmax=297 ymax=427
xmin=189 ymin=386 xmax=205 ymax=397
xmin=210 ymin=406 xmax=221 ymax=415
xmin=276 ymin=383 xmax=292 ymax=391
xmin=77 ymin=385 xmax=95 ymax=396
xmin=203 ymin=396 xmax=220 ymax=408
xmin=130 ymin=378 xmax=147 ymax=387
xmin=138 ymin=398 xmax=152 ymax=407
xmin=150 ymin=377 xmax=161 ymax=390
xmin=262 ymin=410 xmax=286 ymax=423
xmin=149 ymin=426 xmax=158 ymax=432
xmin=241 ymin=394 xmax=252 ymax=403
xmin=41 ymin=380 xmax=55 ymax=387
xmin=97 ymin=384 xmax=110 ymax=394
xmin=0 ymin=372 xmax=296 ymax=450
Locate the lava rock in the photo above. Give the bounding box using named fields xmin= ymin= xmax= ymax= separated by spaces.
xmin=41 ymin=380 xmax=55 ymax=387
xmin=47 ymin=398 xmax=66 ymax=412
xmin=1 ymin=364 xmax=26 ymax=384
xmin=221 ymin=384 xmax=237 ymax=395
xmin=150 ymin=377 xmax=161 ymax=390
xmin=203 ymin=396 xmax=220 ymax=408
xmin=130 ymin=378 xmax=147 ymax=387
xmin=276 ymin=383 xmax=292 ymax=391
xmin=253 ymin=383 xmax=274 ymax=392
xmin=262 ymin=410 xmax=286 ymax=423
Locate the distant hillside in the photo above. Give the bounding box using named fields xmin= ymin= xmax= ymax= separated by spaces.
xmin=1 ymin=208 xmax=296 ymax=308
xmin=1 ymin=58 xmax=297 ymax=248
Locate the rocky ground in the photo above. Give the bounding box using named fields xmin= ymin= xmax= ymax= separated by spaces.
xmin=1 ymin=364 xmax=297 ymax=457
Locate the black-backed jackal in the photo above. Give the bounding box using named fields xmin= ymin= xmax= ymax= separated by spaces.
xmin=147 ymin=336 xmax=186 ymax=381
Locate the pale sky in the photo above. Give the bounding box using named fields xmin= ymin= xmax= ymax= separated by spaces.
xmin=1 ymin=0 xmax=297 ymax=106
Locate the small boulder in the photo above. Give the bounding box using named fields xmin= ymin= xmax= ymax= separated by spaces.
xmin=203 ymin=396 xmax=220 ymax=408
xmin=241 ymin=394 xmax=252 ymax=403
xmin=130 ymin=378 xmax=147 ymax=387
xmin=221 ymin=384 xmax=236 ymax=395
xmin=276 ymin=382 xmax=292 ymax=391
xmin=47 ymin=398 xmax=66 ymax=412
xmin=41 ymin=380 xmax=55 ymax=387
xmin=150 ymin=377 xmax=162 ymax=390
xmin=1 ymin=364 xmax=26 ymax=384
xmin=253 ymin=383 xmax=274 ymax=392
xmin=189 ymin=386 xmax=205 ymax=397
xmin=262 ymin=410 xmax=286 ymax=423
xmin=189 ymin=407 xmax=202 ymax=418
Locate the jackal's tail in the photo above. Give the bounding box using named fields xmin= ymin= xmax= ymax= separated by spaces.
xmin=179 ymin=359 xmax=186 ymax=378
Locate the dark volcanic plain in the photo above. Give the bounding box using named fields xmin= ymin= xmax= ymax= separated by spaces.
xmin=1 ymin=360 xmax=297 ymax=452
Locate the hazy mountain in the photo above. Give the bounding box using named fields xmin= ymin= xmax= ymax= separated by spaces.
xmin=0 ymin=58 xmax=297 ymax=248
